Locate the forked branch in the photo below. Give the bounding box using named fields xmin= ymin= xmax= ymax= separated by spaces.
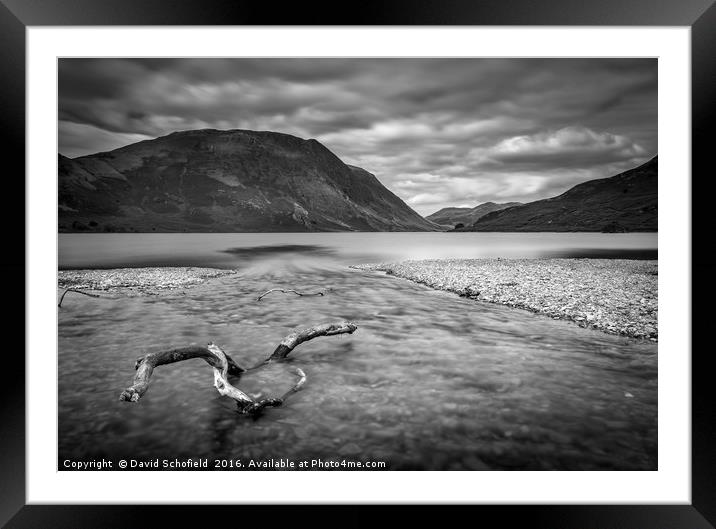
xmin=119 ymin=321 xmax=357 ymax=415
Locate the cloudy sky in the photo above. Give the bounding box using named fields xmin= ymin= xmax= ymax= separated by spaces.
xmin=59 ymin=58 xmax=656 ymax=216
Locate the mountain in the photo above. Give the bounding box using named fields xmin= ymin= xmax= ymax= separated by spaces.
xmin=458 ymin=156 xmax=657 ymax=232
xmin=426 ymin=202 xmax=522 ymax=228
xmin=58 ymin=129 xmax=439 ymax=233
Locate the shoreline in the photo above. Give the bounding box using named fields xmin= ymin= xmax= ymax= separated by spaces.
xmin=58 ymin=267 xmax=235 ymax=295
xmin=58 ymin=259 xmax=658 ymax=341
xmin=352 ymin=258 xmax=658 ymax=341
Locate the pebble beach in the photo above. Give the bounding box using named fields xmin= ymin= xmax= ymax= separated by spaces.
xmin=58 ymin=267 xmax=235 ymax=296
xmin=353 ymin=258 xmax=658 ymax=341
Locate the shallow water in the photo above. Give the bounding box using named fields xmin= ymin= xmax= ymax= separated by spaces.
xmin=58 ymin=233 xmax=657 ymax=470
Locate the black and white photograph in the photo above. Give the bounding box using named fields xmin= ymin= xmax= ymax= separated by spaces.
xmin=57 ymin=57 xmax=658 ymax=472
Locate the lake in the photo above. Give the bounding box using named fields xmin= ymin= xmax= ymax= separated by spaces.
xmin=58 ymin=232 xmax=658 ymax=470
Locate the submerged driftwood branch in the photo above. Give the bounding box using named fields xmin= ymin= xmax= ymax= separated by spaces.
xmin=58 ymin=288 xmax=102 ymax=307
xmin=256 ymin=288 xmax=332 ymax=302
xmin=265 ymin=321 xmax=357 ymax=363
xmin=119 ymin=321 xmax=357 ymax=415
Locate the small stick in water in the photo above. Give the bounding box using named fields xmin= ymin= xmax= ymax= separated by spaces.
xmin=58 ymin=288 xmax=102 ymax=308
xmin=256 ymin=287 xmax=332 ymax=302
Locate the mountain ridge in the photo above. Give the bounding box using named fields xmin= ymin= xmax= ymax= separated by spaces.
xmin=426 ymin=202 xmax=522 ymax=228
xmin=58 ymin=128 xmax=439 ymax=233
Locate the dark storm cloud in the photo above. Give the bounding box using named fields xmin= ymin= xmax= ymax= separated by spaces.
xmin=58 ymin=58 xmax=657 ymax=215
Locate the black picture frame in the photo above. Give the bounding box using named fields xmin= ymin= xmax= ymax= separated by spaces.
xmin=3 ymin=0 xmax=713 ymax=527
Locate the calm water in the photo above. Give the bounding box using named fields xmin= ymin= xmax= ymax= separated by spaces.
xmin=58 ymin=233 xmax=657 ymax=470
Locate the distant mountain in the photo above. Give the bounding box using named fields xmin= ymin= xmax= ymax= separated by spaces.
xmin=58 ymin=129 xmax=439 ymax=233
xmin=426 ymin=202 xmax=522 ymax=228
xmin=457 ymin=157 xmax=657 ymax=232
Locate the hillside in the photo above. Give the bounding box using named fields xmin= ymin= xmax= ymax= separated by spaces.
xmin=426 ymin=202 xmax=522 ymax=228
xmin=58 ymin=129 xmax=439 ymax=233
xmin=461 ymin=157 xmax=657 ymax=232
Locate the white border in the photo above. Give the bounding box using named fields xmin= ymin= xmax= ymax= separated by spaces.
xmin=27 ymin=27 xmax=691 ymax=504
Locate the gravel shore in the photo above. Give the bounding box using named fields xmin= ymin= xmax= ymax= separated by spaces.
xmin=58 ymin=267 xmax=235 ymax=295
xmin=352 ymin=259 xmax=658 ymax=341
